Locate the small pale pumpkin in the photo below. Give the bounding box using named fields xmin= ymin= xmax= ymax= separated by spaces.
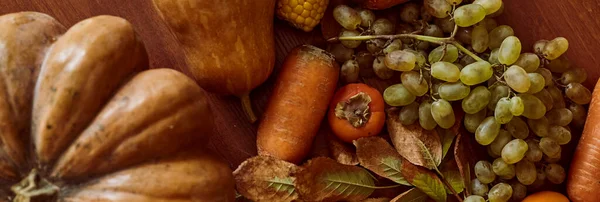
xmin=0 ymin=12 xmax=234 ymax=201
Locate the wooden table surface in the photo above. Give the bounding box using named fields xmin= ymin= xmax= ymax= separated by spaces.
xmin=1 ymin=0 xmax=599 ymax=169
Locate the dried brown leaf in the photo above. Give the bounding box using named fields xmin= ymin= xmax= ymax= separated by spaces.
xmin=453 ymin=129 xmax=487 ymax=196
xmin=327 ymin=132 xmax=358 ymax=165
xmin=387 ymin=108 xmax=442 ymax=170
xmin=390 ymin=188 xmax=429 ymax=202
xmin=354 ymin=137 xmax=411 ymax=186
xmin=233 ymin=156 xmax=299 ymax=202
xmin=295 ymin=157 xmax=375 ymax=202
xmin=362 ymin=198 xmax=392 ymax=202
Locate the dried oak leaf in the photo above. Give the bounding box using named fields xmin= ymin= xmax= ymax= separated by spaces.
xmin=387 ymin=108 xmax=442 ymax=170
xmin=390 ymin=188 xmax=429 ymax=202
xmin=295 ymin=157 xmax=375 ymax=202
xmin=327 ymin=131 xmax=359 ymax=165
xmin=353 ymin=136 xmax=411 ymax=186
xmin=453 ymin=128 xmax=487 ymax=196
xmin=233 ymin=156 xmax=299 ymax=202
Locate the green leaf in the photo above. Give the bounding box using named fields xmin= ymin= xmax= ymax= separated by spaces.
xmin=441 ymin=170 xmax=464 ymax=194
xmin=354 ymin=137 xmax=411 ymax=186
xmin=267 ymin=177 xmax=296 ymax=196
xmin=390 ymin=188 xmax=429 ymax=202
xmin=296 ymin=157 xmax=375 ymax=202
xmin=415 ymin=139 xmax=440 ymax=169
xmin=233 ymin=156 xmax=299 ymax=202
xmin=411 ymin=173 xmax=447 ymax=202
xmin=437 ymin=128 xmax=456 ymax=161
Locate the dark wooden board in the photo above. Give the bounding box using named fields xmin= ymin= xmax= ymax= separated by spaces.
xmin=1 ymin=0 xmax=599 ymax=171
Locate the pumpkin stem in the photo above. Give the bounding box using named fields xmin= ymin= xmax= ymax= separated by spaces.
xmin=11 ymin=169 xmax=59 ymax=202
xmin=240 ymin=93 xmax=257 ymax=123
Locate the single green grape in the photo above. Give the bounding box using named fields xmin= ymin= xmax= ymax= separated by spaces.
xmin=328 ymin=43 xmax=354 ymax=63
xmin=401 ymin=71 xmax=429 ymax=96
xmin=561 ymin=67 xmax=588 ymax=84
xmin=566 ymin=83 xmax=592 ymax=105
xmin=495 ymin=97 xmax=513 ymax=124
xmin=506 ymin=117 xmax=529 ymax=139
xmin=435 ymin=16 xmax=456 ymax=33
xmin=385 ymin=50 xmax=416 ymax=71
xmin=534 ymin=89 xmax=554 ymax=112
xmin=545 ymin=164 xmax=566 ymax=184
xmin=489 ymin=25 xmax=514 ymax=49
xmin=405 ymin=49 xmax=427 ymax=70
xmin=504 ymin=65 xmax=531 ymax=93
xmin=465 ymin=109 xmax=487 ymax=133
xmin=465 ymin=195 xmax=485 ymax=202
xmin=479 ymin=17 xmax=498 ymax=31
xmin=382 ymin=39 xmax=402 ymax=55
xmin=384 ymin=84 xmax=416 ymax=106
xmin=539 ymin=137 xmax=561 ymax=158
xmin=356 ymin=8 xmax=375 ymax=28
xmin=535 ymin=68 xmax=553 ymax=87
xmin=516 ymin=160 xmax=537 ymax=185
xmin=341 ymin=60 xmax=360 ymax=83
xmin=488 ymin=1 xmax=504 ymax=17
xmin=514 ymin=53 xmax=540 ymax=72
xmin=424 ymin=24 xmax=444 ymax=37
xmin=454 ymin=4 xmax=487 ymax=27
xmin=373 ymin=56 xmax=394 ymax=80
xmin=570 ymin=103 xmax=588 ymax=129
xmin=543 ymin=37 xmax=569 ymax=60
xmin=492 ymin=158 xmax=516 ymax=179
xmin=533 ymin=39 xmax=549 ymax=54
xmin=525 ymin=139 xmax=543 ymax=162
xmin=475 ymin=160 xmax=496 ymax=184
xmin=518 ymin=94 xmax=546 ymax=119
xmin=456 ymin=27 xmax=474 ymax=45
xmin=473 ymin=0 xmax=503 ymax=15
xmin=547 ymin=85 xmax=566 ymax=109
xmin=372 ymin=18 xmax=395 ymax=35
xmin=339 ymin=29 xmax=362 ymax=49
xmin=547 ymin=108 xmax=573 ymax=126
xmin=471 ymin=178 xmax=489 ymax=196
xmin=399 ymin=102 xmax=420 ymax=125
xmin=488 ymin=183 xmax=513 ymax=202
xmin=431 ymin=99 xmax=456 ymax=129
xmin=526 ymin=73 xmax=545 ymax=94
xmin=545 ymin=152 xmax=561 ymax=163
xmin=424 ymin=0 xmax=452 ymax=18
xmin=528 ymin=116 xmax=549 ymax=137
xmin=399 ymin=2 xmax=420 ymax=24
xmin=419 ymin=100 xmax=438 ymax=130
xmin=438 ymin=82 xmax=471 ymax=101
xmin=366 ymin=39 xmax=385 ymax=54
xmin=548 ymin=125 xmax=572 ymax=145
xmin=502 ymin=139 xmax=529 ymax=164
xmin=509 ymin=96 xmax=524 ymax=116
xmin=333 ymin=5 xmax=361 ymax=30
xmin=488 ymin=146 xmax=500 ymax=158
xmin=431 ymin=62 xmax=461 ymax=82
xmin=488 ymin=85 xmax=510 ymax=111
xmin=488 ymin=48 xmax=500 ymax=64
xmin=530 ymin=168 xmax=547 ymax=190
xmin=499 ymin=36 xmax=522 ymax=65
xmin=476 ymin=117 xmax=501 ymax=145
xmin=472 ymin=25 xmax=489 ymax=53
xmin=490 ymin=129 xmax=512 ymax=157
xmin=428 ymin=44 xmax=459 ymax=63
xmin=463 ymin=86 xmax=492 ymax=114
xmin=511 ymin=181 xmax=527 ymax=201
xmin=547 ymin=56 xmax=571 ymax=73
xmin=460 ymin=61 xmax=493 ymax=85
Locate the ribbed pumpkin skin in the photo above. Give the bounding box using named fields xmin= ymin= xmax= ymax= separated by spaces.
xmin=152 ymin=0 xmax=276 ymax=96
xmin=0 ymin=12 xmax=235 ymax=202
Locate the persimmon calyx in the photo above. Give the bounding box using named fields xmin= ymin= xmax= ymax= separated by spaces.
xmin=11 ymin=169 xmax=59 ymax=202
xmin=335 ymin=92 xmax=372 ymax=128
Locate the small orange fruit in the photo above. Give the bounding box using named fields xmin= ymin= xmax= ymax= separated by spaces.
xmin=523 ymin=191 xmax=570 ymax=202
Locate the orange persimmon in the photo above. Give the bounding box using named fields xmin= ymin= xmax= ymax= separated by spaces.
xmin=328 ymin=83 xmax=385 ymax=142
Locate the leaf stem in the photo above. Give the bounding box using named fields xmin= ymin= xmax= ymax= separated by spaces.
xmin=435 ymin=169 xmax=463 ymax=202
xmin=372 ymin=184 xmax=403 ymax=189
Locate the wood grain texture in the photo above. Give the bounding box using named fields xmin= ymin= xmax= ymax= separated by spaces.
xmin=1 ymin=0 xmax=599 ymax=171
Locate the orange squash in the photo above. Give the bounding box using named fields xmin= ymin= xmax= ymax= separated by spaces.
xmin=152 ymin=0 xmax=277 ymax=122
xmin=0 ymin=12 xmax=234 ymax=201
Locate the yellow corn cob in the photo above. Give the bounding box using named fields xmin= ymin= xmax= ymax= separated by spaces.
xmin=276 ymin=0 xmax=329 ymax=32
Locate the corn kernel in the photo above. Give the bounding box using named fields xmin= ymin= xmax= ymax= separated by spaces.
xmin=276 ymin=0 xmax=329 ymax=32
xmin=304 ymin=2 xmax=313 ymax=10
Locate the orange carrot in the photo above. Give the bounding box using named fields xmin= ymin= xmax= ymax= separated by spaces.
xmin=567 ymin=79 xmax=600 ymax=202
xmin=257 ymin=45 xmax=339 ymax=164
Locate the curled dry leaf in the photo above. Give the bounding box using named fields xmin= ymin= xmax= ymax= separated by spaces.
xmin=354 ymin=136 xmax=411 ymax=186
xmin=362 ymin=198 xmax=392 ymax=202
xmin=327 ymin=131 xmax=359 ymax=165
xmin=390 ymin=188 xmax=429 ymax=202
xmin=387 ymin=108 xmax=442 ymax=170
xmin=400 ymin=157 xmax=447 ymax=202
xmin=233 ymin=156 xmax=299 ymax=202
xmin=453 ymin=129 xmax=487 ymax=196
xmin=295 ymin=157 xmax=375 ymax=202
